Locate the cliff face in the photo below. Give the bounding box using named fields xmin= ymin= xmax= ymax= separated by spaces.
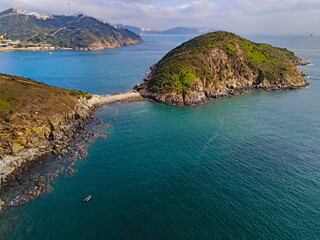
xmin=85 ymin=28 xmax=142 ymax=50
xmin=0 ymin=74 xmax=96 ymax=184
xmin=136 ymin=32 xmax=309 ymax=106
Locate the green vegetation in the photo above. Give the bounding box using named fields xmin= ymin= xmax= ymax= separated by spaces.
xmin=239 ymin=41 xmax=275 ymax=63
xmin=0 ymin=99 xmax=11 ymax=110
xmin=0 ymin=74 xmax=86 ymax=122
xmin=0 ymin=98 xmax=17 ymax=116
xmin=0 ymin=73 xmax=99 ymax=158
xmin=69 ymin=90 xmax=92 ymax=100
xmin=147 ymin=32 xmax=304 ymax=93
xmin=0 ymin=9 xmax=142 ymax=49
xmin=225 ymin=42 xmax=237 ymax=52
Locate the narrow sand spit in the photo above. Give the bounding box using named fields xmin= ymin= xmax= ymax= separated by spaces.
xmin=88 ymin=90 xmax=145 ymax=107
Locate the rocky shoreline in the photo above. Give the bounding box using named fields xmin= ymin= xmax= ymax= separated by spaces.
xmin=135 ymin=32 xmax=311 ymax=107
xmin=0 ymin=54 xmax=310 ymax=211
xmin=83 ymin=39 xmax=143 ymax=51
xmin=0 ymin=116 xmax=108 ymax=210
xmin=0 ymin=91 xmax=144 ymax=212
xmin=135 ymin=57 xmax=310 ymax=107
xmin=0 ymin=96 xmax=94 ymax=185
xmin=136 ymin=77 xmax=310 ymax=107
xmin=0 ymin=39 xmax=143 ymax=52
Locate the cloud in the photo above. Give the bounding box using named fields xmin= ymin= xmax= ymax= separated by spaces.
xmin=0 ymin=0 xmax=319 ymax=34
xmin=235 ymin=0 xmax=320 ymax=12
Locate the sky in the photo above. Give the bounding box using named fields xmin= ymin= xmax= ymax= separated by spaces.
xmin=1 ymin=0 xmax=319 ymax=34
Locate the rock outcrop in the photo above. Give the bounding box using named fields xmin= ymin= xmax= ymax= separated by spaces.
xmin=136 ymin=32 xmax=309 ymax=106
xmin=0 ymin=73 xmax=144 ymax=186
xmin=0 ymin=74 xmax=98 ymax=185
xmin=0 ymin=98 xmax=94 ymax=184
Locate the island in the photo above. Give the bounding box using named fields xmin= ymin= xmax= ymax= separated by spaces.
xmin=0 ymin=8 xmax=143 ymax=51
xmin=0 ymin=31 xmax=310 ymax=209
xmin=136 ymin=32 xmax=309 ymax=106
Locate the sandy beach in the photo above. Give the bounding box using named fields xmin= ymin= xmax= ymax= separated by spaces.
xmin=89 ymin=90 xmax=145 ymax=107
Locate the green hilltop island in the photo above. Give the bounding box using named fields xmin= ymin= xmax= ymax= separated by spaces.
xmin=0 ymin=32 xmax=310 ymax=206
xmin=136 ymin=31 xmax=309 ymax=106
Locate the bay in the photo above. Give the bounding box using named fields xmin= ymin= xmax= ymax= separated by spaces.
xmin=0 ymin=34 xmax=319 ymax=240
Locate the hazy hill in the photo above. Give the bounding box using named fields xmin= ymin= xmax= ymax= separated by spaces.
xmin=157 ymin=27 xmax=217 ymax=35
xmin=0 ymin=8 xmax=143 ymax=50
xmin=118 ymin=25 xmax=217 ymax=35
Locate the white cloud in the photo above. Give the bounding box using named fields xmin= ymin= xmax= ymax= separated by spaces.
xmin=0 ymin=0 xmax=319 ymax=34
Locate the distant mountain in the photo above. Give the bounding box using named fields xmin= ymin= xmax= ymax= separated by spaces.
xmin=0 ymin=8 xmax=143 ymax=50
xmin=118 ymin=25 xmax=217 ymax=35
xmin=116 ymin=24 xmax=154 ymax=35
xmin=156 ymin=27 xmax=217 ymax=35
xmin=117 ymin=25 xmax=142 ymax=35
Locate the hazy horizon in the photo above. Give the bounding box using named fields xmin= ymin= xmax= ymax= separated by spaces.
xmin=1 ymin=0 xmax=319 ymax=35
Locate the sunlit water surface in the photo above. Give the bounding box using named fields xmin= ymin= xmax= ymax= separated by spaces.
xmin=0 ymin=34 xmax=319 ymax=239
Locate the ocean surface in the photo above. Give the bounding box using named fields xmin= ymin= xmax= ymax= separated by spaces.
xmin=0 ymin=34 xmax=319 ymax=239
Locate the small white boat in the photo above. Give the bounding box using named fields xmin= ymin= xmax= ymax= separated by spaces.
xmin=83 ymin=195 xmax=92 ymax=202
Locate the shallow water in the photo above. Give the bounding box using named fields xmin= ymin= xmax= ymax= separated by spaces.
xmin=0 ymin=34 xmax=319 ymax=239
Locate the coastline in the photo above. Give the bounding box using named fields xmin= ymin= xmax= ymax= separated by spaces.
xmin=0 ymin=116 xmax=105 ymax=209
xmin=90 ymin=91 xmax=145 ymax=106
xmin=0 ymin=90 xmax=145 ymax=211
xmin=0 ymin=56 xmax=310 ymax=211
xmin=0 ymin=46 xmax=67 ymax=52
xmin=0 ymin=90 xmax=144 ymax=183
xmin=137 ymin=80 xmax=310 ymax=107
xmin=0 ymin=41 xmax=143 ymax=52
xmin=136 ymin=60 xmax=310 ymax=107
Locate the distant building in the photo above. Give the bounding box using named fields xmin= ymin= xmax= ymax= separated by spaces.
xmin=1 ymin=39 xmax=13 ymax=43
xmin=0 ymin=37 xmax=20 ymax=48
xmin=22 ymin=10 xmax=52 ymax=20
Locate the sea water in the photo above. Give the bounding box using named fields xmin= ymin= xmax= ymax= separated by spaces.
xmin=0 ymin=34 xmax=319 ymax=239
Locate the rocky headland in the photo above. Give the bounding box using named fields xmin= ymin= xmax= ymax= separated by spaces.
xmin=0 ymin=32 xmax=311 ymax=210
xmin=0 ymin=74 xmax=143 ymax=192
xmin=136 ymin=32 xmax=309 ymax=106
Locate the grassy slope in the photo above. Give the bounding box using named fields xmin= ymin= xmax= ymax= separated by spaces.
xmin=0 ymin=73 xmax=96 ymax=160
xmin=148 ymin=32 xmax=303 ymax=93
xmin=0 ymin=74 xmax=91 ymax=123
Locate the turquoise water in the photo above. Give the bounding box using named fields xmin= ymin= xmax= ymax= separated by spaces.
xmin=0 ymin=35 xmax=319 ymax=239
xmin=0 ymin=35 xmax=192 ymax=94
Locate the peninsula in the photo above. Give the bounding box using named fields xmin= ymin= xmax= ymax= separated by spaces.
xmin=0 ymin=32 xmax=310 ymax=209
xmin=0 ymin=74 xmax=143 ymax=187
xmin=136 ymin=32 xmax=309 ymax=106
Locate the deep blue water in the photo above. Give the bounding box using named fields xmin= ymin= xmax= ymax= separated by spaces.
xmin=0 ymin=35 xmax=319 ymax=239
